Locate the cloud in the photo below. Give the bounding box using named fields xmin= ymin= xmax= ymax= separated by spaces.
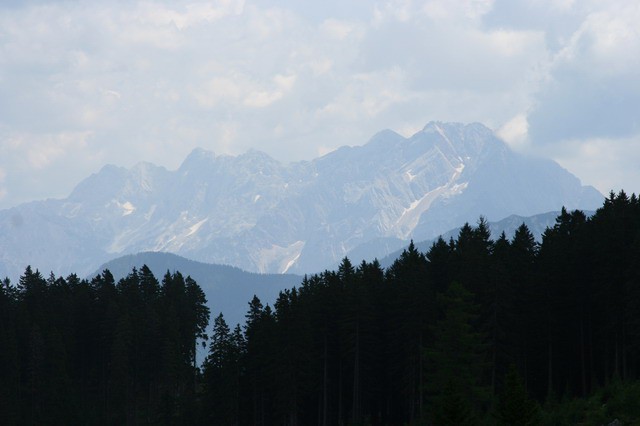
xmin=544 ymin=134 xmax=640 ymax=194
xmin=527 ymin=2 xmax=640 ymax=144
xmin=136 ymin=0 xmax=245 ymax=30
xmin=25 ymin=131 xmax=92 ymax=169
xmin=497 ymin=114 xmax=529 ymax=151
xmin=0 ymin=167 xmax=6 ymax=201
xmin=421 ymin=0 xmax=495 ymax=22
xmin=0 ymin=127 xmax=99 ymax=207
xmin=0 ymin=0 xmax=638 ymax=208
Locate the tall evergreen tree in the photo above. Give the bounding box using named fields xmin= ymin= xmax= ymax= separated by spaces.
xmin=425 ymin=281 xmax=488 ymax=423
xmin=386 ymin=242 xmax=431 ymax=422
xmin=494 ymin=365 xmax=540 ymax=426
xmin=0 ymin=277 xmax=20 ymax=425
xmin=203 ymin=313 xmax=240 ymax=425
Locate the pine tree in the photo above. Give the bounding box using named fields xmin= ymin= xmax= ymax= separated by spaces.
xmin=0 ymin=277 xmax=20 ymax=425
xmin=185 ymin=275 xmax=210 ymax=373
xmin=494 ymin=365 xmax=540 ymax=425
xmin=508 ymin=224 xmax=540 ymax=392
xmin=203 ymin=313 xmax=239 ymax=425
xmin=433 ymin=379 xmax=477 ymax=426
xmin=386 ymin=242 xmax=431 ymax=422
xmin=425 ymin=281 xmax=488 ymax=423
xmin=242 ymin=295 xmax=277 ymax=425
xmin=488 ymin=231 xmax=514 ymax=394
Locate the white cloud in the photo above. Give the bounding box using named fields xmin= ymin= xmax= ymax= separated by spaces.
xmin=274 ymin=73 xmax=296 ymax=91
xmin=558 ymin=4 xmax=640 ymax=76
xmin=193 ymin=77 xmax=244 ymax=108
xmin=372 ymin=0 xmax=413 ymax=25
xmin=0 ymin=167 xmax=6 ymax=200
xmin=3 ymin=131 xmax=92 ymax=170
xmin=545 ymin=134 xmax=640 ymax=195
xmin=137 ymin=0 xmax=245 ymax=30
xmin=27 ymin=132 xmax=92 ymax=169
xmin=497 ymin=114 xmax=529 ymax=151
xmin=422 ymin=0 xmax=494 ymax=21
xmin=486 ymin=29 xmax=541 ymax=57
xmin=527 ymin=1 xmax=640 ymax=143
xmin=0 ymin=127 xmax=100 ymax=206
xmin=243 ymin=90 xmax=283 ymax=108
xmin=321 ymin=19 xmax=358 ymax=40
xmin=0 ymin=0 xmax=638 ymax=208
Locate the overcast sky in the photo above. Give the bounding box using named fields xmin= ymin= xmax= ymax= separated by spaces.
xmin=1 ymin=0 xmax=639 ymax=209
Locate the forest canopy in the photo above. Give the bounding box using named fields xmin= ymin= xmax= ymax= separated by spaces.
xmin=1 ymin=190 xmax=640 ymax=425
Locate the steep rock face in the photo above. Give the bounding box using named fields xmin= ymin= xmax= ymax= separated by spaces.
xmin=409 ymin=123 xmax=603 ymax=239
xmin=0 ymin=122 xmax=603 ymax=279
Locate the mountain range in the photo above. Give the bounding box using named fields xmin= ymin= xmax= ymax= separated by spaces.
xmin=0 ymin=121 xmax=603 ymax=281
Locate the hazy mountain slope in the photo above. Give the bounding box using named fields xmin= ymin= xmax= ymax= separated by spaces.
xmin=407 ymin=123 xmax=602 ymax=240
xmin=92 ymin=252 xmax=302 ymax=331
xmin=0 ymin=121 xmax=603 ymax=280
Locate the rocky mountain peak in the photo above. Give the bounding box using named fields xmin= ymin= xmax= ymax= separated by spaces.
xmin=0 ymin=122 xmax=603 ymax=280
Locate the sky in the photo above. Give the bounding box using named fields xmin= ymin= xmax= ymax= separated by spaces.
xmin=1 ymin=0 xmax=639 ymax=209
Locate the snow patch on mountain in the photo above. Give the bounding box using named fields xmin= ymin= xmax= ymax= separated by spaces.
xmin=392 ymin=182 xmax=456 ymax=239
xmin=283 ymin=251 xmax=302 ymax=274
xmin=255 ymin=240 xmax=305 ymax=274
xmin=187 ymin=218 xmax=208 ymax=236
xmin=404 ymin=170 xmax=417 ymax=182
xmin=391 ymin=159 xmax=467 ymax=239
xmin=151 ymin=212 xmax=211 ymax=252
xmin=119 ymin=201 xmax=136 ymax=216
xmin=63 ymin=202 xmax=82 ymax=218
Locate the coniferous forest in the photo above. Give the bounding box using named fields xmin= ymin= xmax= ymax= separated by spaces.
xmin=2 ymin=190 xmax=640 ymax=425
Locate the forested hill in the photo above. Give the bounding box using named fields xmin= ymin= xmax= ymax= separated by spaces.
xmin=1 ymin=191 xmax=640 ymax=425
xmin=93 ymin=251 xmax=302 ymax=332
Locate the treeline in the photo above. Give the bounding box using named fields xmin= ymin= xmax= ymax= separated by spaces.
xmin=1 ymin=191 xmax=640 ymax=425
xmin=0 ymin=266 xmax=209 ymax=425
xmin=202 ymin=190 xmax=640 ymax=425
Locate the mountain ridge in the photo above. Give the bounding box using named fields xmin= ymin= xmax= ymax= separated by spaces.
xmin=0 ymin=121 xmax=603 ymax=280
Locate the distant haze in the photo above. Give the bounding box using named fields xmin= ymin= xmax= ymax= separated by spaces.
xmin=0 ymin=0 xmax=639 ymax=209
xmin=0 ymin=122 xmax=602 ymax=281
